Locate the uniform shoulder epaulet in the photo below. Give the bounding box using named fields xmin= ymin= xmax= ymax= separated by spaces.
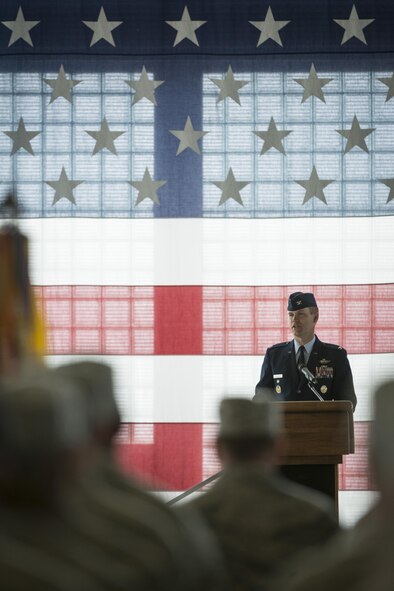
xmin=269 ymin=341 xmax=289 ymax=350
xmin=322 ymin=342 xmax=347 ymax=352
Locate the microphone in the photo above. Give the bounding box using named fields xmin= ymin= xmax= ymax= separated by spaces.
xmin=298 ymin=363 xmax=318 ymax=385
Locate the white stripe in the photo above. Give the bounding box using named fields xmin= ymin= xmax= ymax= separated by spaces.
xmin=45 ymin=353 xmax=393 ymax=422
xmin=338 ymin=491 xmax=379 ymax=528
xmin=152 ymin=491 xmax=204 ymax=504
xmin=16 ymin=217 xmax=394 ymax=286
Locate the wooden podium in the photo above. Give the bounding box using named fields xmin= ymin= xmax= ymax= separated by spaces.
xmin=277 ymin=401 xmax=354 ymax=513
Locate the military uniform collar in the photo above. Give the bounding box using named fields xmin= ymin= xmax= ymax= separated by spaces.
xmin=294 ymin=335 xmax=316 ymax=358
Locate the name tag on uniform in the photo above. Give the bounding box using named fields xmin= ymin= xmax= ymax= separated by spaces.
xmin=273 ymin=374 xmax=283 ymax=379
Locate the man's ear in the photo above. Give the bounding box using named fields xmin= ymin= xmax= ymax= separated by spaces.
xmin=217 ymin=438 xmax=225 ymax=462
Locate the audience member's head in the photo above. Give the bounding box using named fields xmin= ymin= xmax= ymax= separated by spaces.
xmin=370 ymin=379 xmax=394 ymax=503
xmin=217 ymin=395 xmax=282 ymax=468
xmin=0 ymin=368 xmax=90 ymax=505
xmin=54 ymin=361 xmax=120 ymax=450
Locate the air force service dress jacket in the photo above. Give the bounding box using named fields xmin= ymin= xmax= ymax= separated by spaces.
xmin=255 ymin=336 xmax=357 ymax=410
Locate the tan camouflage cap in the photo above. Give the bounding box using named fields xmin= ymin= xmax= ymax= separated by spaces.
xmin=219 ymin=397 xmax=281 ymax=439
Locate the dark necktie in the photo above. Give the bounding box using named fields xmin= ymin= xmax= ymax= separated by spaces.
xmin=298 ymin=345 xmax=306 ymax=368
xmin=297 ymin=346 xmax=306 ymax=391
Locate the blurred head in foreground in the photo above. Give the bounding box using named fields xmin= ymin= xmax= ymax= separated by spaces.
xmin=0 ymin=368 xmax=90 ymax=506
xmin=217 ymin=392 xmax=282 ymax=468
xmin=54 ymin=361 xmax=120 ymax=450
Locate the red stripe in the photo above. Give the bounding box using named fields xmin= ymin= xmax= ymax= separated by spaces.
xmin=115 ymin=423 xmax=203 ymax=490
xmin=115 ymin=422 xmax=375 ymax=492
xmin=33 ymin=284 xmax=394 ymax=355
xmin=154 ymin=286 xmax=203 ymax=354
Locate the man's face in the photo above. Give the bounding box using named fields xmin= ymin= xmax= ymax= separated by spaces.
xmin=288 ymin=307 xmax=318 ymax=343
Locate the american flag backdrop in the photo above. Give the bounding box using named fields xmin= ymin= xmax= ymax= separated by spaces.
xmin=1 ymin=0 xmax=394 ymax=526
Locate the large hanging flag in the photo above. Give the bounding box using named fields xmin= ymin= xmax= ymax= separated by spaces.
xmin=1 ymin=0 xmax=394 ymax=524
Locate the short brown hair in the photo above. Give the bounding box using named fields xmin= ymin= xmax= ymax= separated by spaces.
xmin=218 ymin=436 xmax=274 ymax=462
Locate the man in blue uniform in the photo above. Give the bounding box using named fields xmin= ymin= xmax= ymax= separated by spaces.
xmin=255 ymin=292 xmax=357 ymax=410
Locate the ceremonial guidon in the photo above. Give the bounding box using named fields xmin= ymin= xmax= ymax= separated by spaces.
xmin=255 ymin=292 xmax=357 ymax=410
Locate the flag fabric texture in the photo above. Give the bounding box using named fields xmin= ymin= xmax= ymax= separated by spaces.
xmin=1 ymin=0 xmax=394 ymax=525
